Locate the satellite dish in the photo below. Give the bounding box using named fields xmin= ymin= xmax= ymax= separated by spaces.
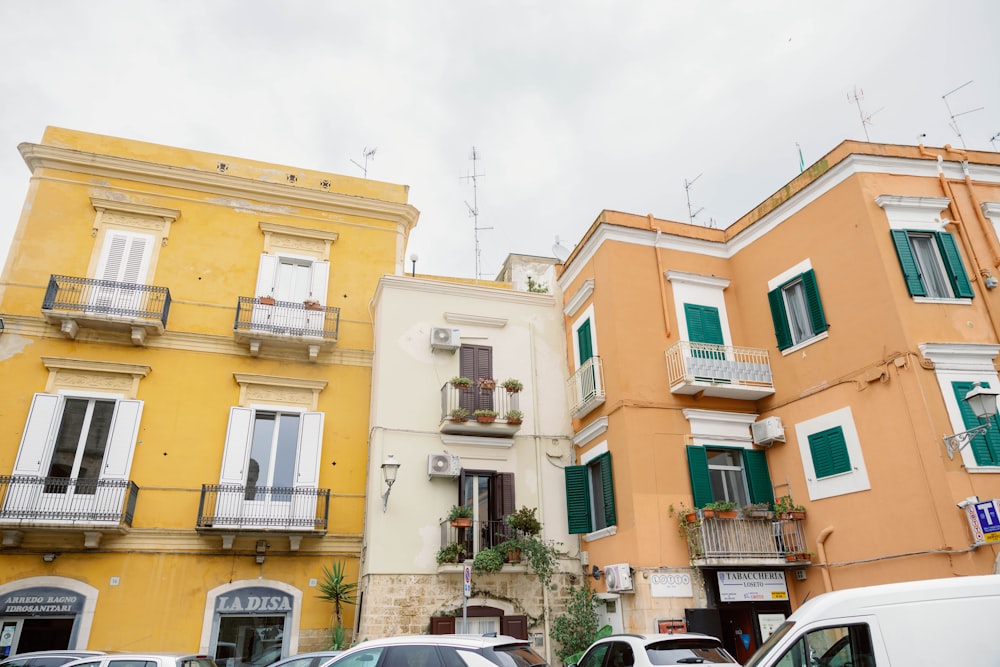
xmin=591 ymin=565 xmax=603 ymax=580
xmin=552 ymin=235 xmax=572 ymax=262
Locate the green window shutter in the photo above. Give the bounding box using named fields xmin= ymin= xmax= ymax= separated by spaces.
xmin=801 ymin=269 xmax=828 ymax=334
xmin=808 ymin=427 xmax=852 ymax=478
xmin=951 ymin=381 xmax=1000 ymax=465
xmin=685 ymin=304 xmax=724 ymax=345
xmin=577 ymin=319 xmax=593 ymax=364
xmin=686 ymin=446 xmax=714 ymax=508
xmin=597 ymin=451 xmax=617 ymax=527
xmin=767 ymin=289 xmax=793 ymax=350
xmin=890 ymin=230 xmax=926 ymax=296
xmin=935 ymin=232 xmax=974 ymax=298
xmin=742 ymin=449 xmax=775 ymax=505
xmin=564 ymin=465 xmax=593 ymax=534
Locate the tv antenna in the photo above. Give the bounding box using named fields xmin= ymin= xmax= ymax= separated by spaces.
xmin=350 ymin=146 xmax=377 ymax=178
xmin=991 ymin=132 xmax=1000 ymax=152
xmin=942 ymin=81 xmax=983 ymax=150
xmin=461 ymin=146 xmax=491 ymax=280
xmin=684 ymin=174 xmax=704 ymax=225
xmin=847 ymin=87 xmax=883 ymax=142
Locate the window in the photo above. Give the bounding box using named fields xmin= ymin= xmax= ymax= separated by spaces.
xmin=459 ymin=344 xmax=494 ymax=413
xmin=890 ymin=230 xmax=973 ymax=299
xmin=686 ymin=446 xmax=773 ymax=508
xmin=565 ymin=451 xmax=616 ymax=534
xmin=768 ymin=270 xmax=828 ymax=350
xmin=255 ymin=253 xmax=329 ymax=305
xmin=771 ymin=624 xmax=874 ymax=667
xmin=952 ymin=381 xmax=1000 ymax=466
xmin=807 ymin=427 xmax=852 ymax=478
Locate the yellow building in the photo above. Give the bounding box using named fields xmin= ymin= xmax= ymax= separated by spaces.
xmin=556 ymin=141 xmax=1000 ymax=662
xmin=0 ymin=128 xmax=418 ymax=659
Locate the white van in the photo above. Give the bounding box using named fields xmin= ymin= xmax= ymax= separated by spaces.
xmin=743 ymin=574 xmax=1000 ymax=667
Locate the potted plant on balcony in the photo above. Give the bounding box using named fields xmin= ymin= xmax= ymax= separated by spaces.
xmin=436 ymin=541 xmax=467 ymax=565
xmin=669 ymin=503 xmax=703 ymax=557
xmin=504 ymin=409 xmax=523 ymax=425
xmin=474 ymin=409 xmax=499 ymax=424
xmin=304 ymin=298 xmax=323 ymax=311
xmin=450 ymin=376 xmax=473 ymax=390
xmin=704 ymin=500 xmax=738 ymax=519
xmin=478 ymin=377 xmax=497 ymax=391
xmin=472 ymin=547 xmax=505 ymax=574
xmin=775 ymin=495 xmax=806 ymax=520
xmin=258 ymin=294 xmax=276 ymax=305
xmin=501 ymin=378 xmax=523 ymax=393
xmin=506 ymin=506 xmax=542 ymax=537
xmin=742 ymin=502 xmax=773 ymax=519
xmin=449 ymin=407 xmax=470 ymax=422
xmin=448 ymin=504 xmax=473 ymax=527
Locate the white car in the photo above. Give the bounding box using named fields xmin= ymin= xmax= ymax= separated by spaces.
xmin=327 ymin=635 xmax=547 ymax=667
xmin=571 ymin=633 xmax=739 ymax=667
xmin=0 ymin=651 xmax=106 ymax=667
xmin=63 ymin=654 xmax=218 ymax=667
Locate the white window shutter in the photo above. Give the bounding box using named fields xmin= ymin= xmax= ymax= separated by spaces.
xmin=219 ymin=407 xmax=255 ymax=484
xmin=101 ymin=400 xmax=144 ymax=479
xmin=97 ymin=231 xmax=153 ymax=284
xmin=12 ymin=393 xmax=60 ymax=476
xmin=309 ymin=261 xmax=329 ymax=303
xmin=255 ymin=254 xmax=278 ymax=298
xmin=294 ymin=412 xmax=324 ymax=488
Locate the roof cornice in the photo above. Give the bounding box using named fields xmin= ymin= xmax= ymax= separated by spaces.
xmin=374 ymin=274 xmax=557 ymax=307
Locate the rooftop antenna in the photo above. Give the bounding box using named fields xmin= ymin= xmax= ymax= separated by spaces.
xmin=847 ymin=86 xmax=883 ymax=142
xmin=350 ymin=146 xmax=377 ymax=178
xmin=991 ymin=132 xmax=1000 ymax=152
xmin=942 ymin=81 xmax=983 ymax=150
xmin=684 ymin=174 xmax=704 ymax=225
xmin=461 ymin=146 xmax=491 ymax=280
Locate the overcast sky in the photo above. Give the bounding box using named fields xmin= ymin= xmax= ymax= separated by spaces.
xmin=1 ymin=1 xmax=998 ymax=280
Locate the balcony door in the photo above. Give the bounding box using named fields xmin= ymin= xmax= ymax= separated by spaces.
xmin=459 ymin=344 xmax=493 ymax=413
xmin=685 ymin=303 xmax=730 ymax=382
xmin=458 ymin=469 xmax=514 ymax=554
xmin=90 ymin=231 xmax=153 ymax=315
xmin=253 ymin=254 xmax=329 ymax=336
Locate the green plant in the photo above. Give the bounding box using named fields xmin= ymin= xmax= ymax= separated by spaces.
xmin=450 ymin=376 xmax=473 ymax=389
xmin=327 ymin=624 xmax=347 ymax=650
xmin=436 ymin=541 xmax=467 ymax=564
xmin=742 ymin=502 xmax=772 ymax=517
xmin=504 ymin=409 xmax=523 ymax=423
xmin=549 ymin=583 xmax=611 ymax=664
xmin=449 ymin=407 xmax=470 ymax=421
xmin=501 ymin=378 xmax=524 ymax=392
xmin=704 ymin=499 xmax=738 ymax=512
xmin=472 ymin=547 xmax=505 ymax=573
xmin=473 ymin=409 xmax=499 ymax=421
xmin=669 ymin=503 xmax=703 ymax=558
xmin=509 ymin=535 xmax=560 ymax=588
xmin=526 ymin=277 xmax=549 ymax=293
xmin=774 ymin=495 xmax=805 ymax=514
xmin=315 ymin=561 xmax=357 ymax=636
xmin=478 ymin=377 xmax=497 ymax=391
xmin=447 ymin=504 xmax=473 ymax=521
xmin=506 ymin=506 xmax=541 ymax=536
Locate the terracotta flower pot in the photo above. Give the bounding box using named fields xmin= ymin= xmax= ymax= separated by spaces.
xmin=258 ymin=297 xmax=275 ymax=305
xmin=450 ymin=518 xmax=472 ymax=528
xmin=476 ymin=416 xmax=496 ymax=424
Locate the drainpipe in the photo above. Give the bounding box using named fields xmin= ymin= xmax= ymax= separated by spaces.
xmin=647 ymin=214 xmax=671 ymax=338
xmin=529 ymin=319 xmax=553 ymax=665
xmin=815 ymin=526 xmax=834 ymax=592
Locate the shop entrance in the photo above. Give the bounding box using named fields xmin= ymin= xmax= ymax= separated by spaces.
xmin=0 ymin=584 xmax=88 ymax=656
xmin=2 ymin=618 xmax=74 ymax=654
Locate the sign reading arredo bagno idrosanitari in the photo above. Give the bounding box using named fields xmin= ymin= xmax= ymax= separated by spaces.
xmin=0 ymin=588 xmax=84 ymax=615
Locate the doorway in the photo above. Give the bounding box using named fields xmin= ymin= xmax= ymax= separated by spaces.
xmin=0 ymin=618 xmax=74 ymax=656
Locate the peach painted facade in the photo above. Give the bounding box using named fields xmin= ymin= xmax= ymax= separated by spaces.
xmin=556 ymin=141 xmax=1000 ymax=662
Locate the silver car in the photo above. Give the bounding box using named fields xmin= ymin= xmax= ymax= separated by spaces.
xmin=62 ymin=654 xmax=218 ymax=667
xmin=0 ymin=651 xmax=105 ymax=667
xmin=328 ymin=635 xmax=547 ymax=667
xmin=571 ymin=633 xmax=739 ymax=667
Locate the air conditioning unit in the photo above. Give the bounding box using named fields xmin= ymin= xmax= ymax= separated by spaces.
xmin=427 ymin=453 xmax=461 ymax=478
xmin=604 ymin=563 xmax=633 ymax=593
xmin=430 ymin=327 xmax=460 ymax=352
xmin=751 ymin=416 xmax=785 ymax=447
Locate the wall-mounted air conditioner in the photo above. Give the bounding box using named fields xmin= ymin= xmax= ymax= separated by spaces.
xmin=604 ymin=563 xmax=634 ymax=593
xmin=751 ymin=416 xmax=785 ymax=447
xmin=430 ymin=327 xmax=460 ymax=352
xmin=427 ymin=453 xmax=461 ymax=478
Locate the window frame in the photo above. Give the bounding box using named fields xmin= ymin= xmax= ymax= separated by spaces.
xmin=686 ymin=445 xmax=773 ymax=509
xmin=565 ymin=446 xmax=617 ymax=537
xmin=807 ymin=426 xmax=852 ymax=479
xmin=890 ymin=229 xmax=973 ymax=301
xmin=767 ymin=268 xmax=828 ymax=352
xmin=794 ymin=407 xmax=871 ymax=500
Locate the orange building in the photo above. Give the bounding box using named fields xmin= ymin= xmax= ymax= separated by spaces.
xmin=555 ymin=141 xmax=1000 ymax=662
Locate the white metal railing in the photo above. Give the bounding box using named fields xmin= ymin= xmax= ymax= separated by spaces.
xmin=665 ymin=341 xmax=773 ymax=387
xmin=688 ymin=515 xmax=809 ymax=560
xmin=566 ymin=357 xmax=605 ymax=417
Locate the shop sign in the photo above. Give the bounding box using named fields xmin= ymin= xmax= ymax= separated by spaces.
xmin=0 ymin=587 xmax=84 ymax=615
xmin=965 ymin=499 xmax=1000 ymax=545
xmin=717 ymin=571 xmax=788 ymax=602
xmin=650 ymin=572 xmax=693 ymax=598
xmin=215 ymin=587 xmax=293 ymax=614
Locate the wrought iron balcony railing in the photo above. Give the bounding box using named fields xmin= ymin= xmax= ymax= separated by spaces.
xmin=566 ymin=356 xmax=605 ymax=418
xmin=684 ymin=514 xmax=810 ymax=565
xmin=439 ymin=383 xmax=523 ymax=437
xmin=0 ymin=476 xmax=138 ymax=527
xmin=41 ymin=275 xmax=171 ymax=344
xmin=438 ymin=518 xmax=516 ymax=563
xmin=197 ymin=484 xmax=330 ymax=531
xmin=665 ymin=341 xmax=775 ymax=399
xmin=233 ymin=297 xmax=340 ymax=360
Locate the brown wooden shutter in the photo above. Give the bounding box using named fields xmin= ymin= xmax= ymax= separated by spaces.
xmin=429 ymin=616 xmax=456 ymax=634
xmin=501 ymin=614 xmax=528 ymax=639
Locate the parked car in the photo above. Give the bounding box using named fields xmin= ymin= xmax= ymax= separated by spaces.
xmin=327 ymin=635 xmax=547 ymax=667
xmin=570 ymin=633 xmax=739 ymax=667
xmin=62 ymin=654 xmax=217 ymax=667
xmin=0 ymin=652 xmax=106 ymax=667
xmin=264 ymin=652 xmax=342 ymax=667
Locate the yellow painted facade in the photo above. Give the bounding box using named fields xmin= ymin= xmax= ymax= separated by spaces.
xmin=0 ymin=128 xmax=417 ymax=657
xmin=556 ymin=142 xmax=1000 ymax=662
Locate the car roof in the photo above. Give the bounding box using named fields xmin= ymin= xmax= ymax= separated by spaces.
xmin=62 ymin=655 xmax=214 ymax=665
xmin=597 ymin=633 xmax=723 ymax=644
xmin=348 ymin=636 xmax=529 ymax=649
xmin=3 ymin=653 xmax=105 ymax=660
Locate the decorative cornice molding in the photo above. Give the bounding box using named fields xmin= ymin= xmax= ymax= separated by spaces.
xmin=665 ymin=271 xmax=731 ymax=290
xmin=443 ymin=312 xmax=508 ymax=328
xmin=573 ymin=416 xmax=608 ymax=448
xmin=918 ymin=342 xmax=1000 ymax=371
xmin=20 ymin=143 xmax=419 ymax=231
xmin=874 ymin=195 xmax=951 ymax=212
xmin=41 ymin=356 xmax=151 ymax=378
xmin=375 ymin=274 xmax=556 ymax=307
xmin=90 ymin=197 xmax=181 ymax=221
xmin=232 ymin=373 xmax=328 ymax=392
xmin=259 ymin=221 xmax=340 ymax=243
xmin=564 ymin=279 xmax=594 ymax=317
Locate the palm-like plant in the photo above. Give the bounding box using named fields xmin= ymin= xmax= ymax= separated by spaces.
xmin=316 ymin=561 xmax=358 ymax=633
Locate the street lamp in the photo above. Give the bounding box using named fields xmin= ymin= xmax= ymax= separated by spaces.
xmin=381 ymin=454 xmax=401 ymax=512
xmin=943 ymin=382 xmax=1000 ymax=459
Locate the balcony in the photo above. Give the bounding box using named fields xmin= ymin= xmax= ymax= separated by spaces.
xmin=233 ymin=296 xmax=340 ymax=361
xmin=440 ymin=384 xmax=523 ymax=439
xmin=567 ymin=357 xmax=605 ymax=418
xmin=196 ymin=484 xmax=330 ymax=549
xmin=665 ymin=342 xmax=774 ymax=399
xmin=438 ymin=518 xmax=517 ymax=565
xmin=684 ymin=514 xmax=810 ymax=567
xmin=41 ymin=274 xmax=171 ymax=345
xmin=0 ymin=476 xmax=139 ymax=548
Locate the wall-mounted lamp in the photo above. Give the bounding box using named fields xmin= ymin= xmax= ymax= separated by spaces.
xmin=943 ymin=382 xmax=1000 ymax=459
xmin=255 ymin=554 xmax=265 ymax=565
xmin=409 ymin=254 xmax=418 ymax=277
xmin=590 ymin=565 xmax=603 ymax=580
xmin=957 ymin=495 xmax=980 ymax=509
xmin=0 ymin=317 xmax=5 ymax=334
xmin=255 ymin=540 xmax=268 ymax=554
xmin=381 ymin=454 xmax=400 ymax=512
xmin=42 ymin=553 xmax=57 ymax=563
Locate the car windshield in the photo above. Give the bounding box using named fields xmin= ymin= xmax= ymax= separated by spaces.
xmin=743 ymin=622 xmax=795 ymax=667
xmin=645 ymin=639 xmax=732 ymax=665
xmin=488 ymin=646 xmax=546 ymax=667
